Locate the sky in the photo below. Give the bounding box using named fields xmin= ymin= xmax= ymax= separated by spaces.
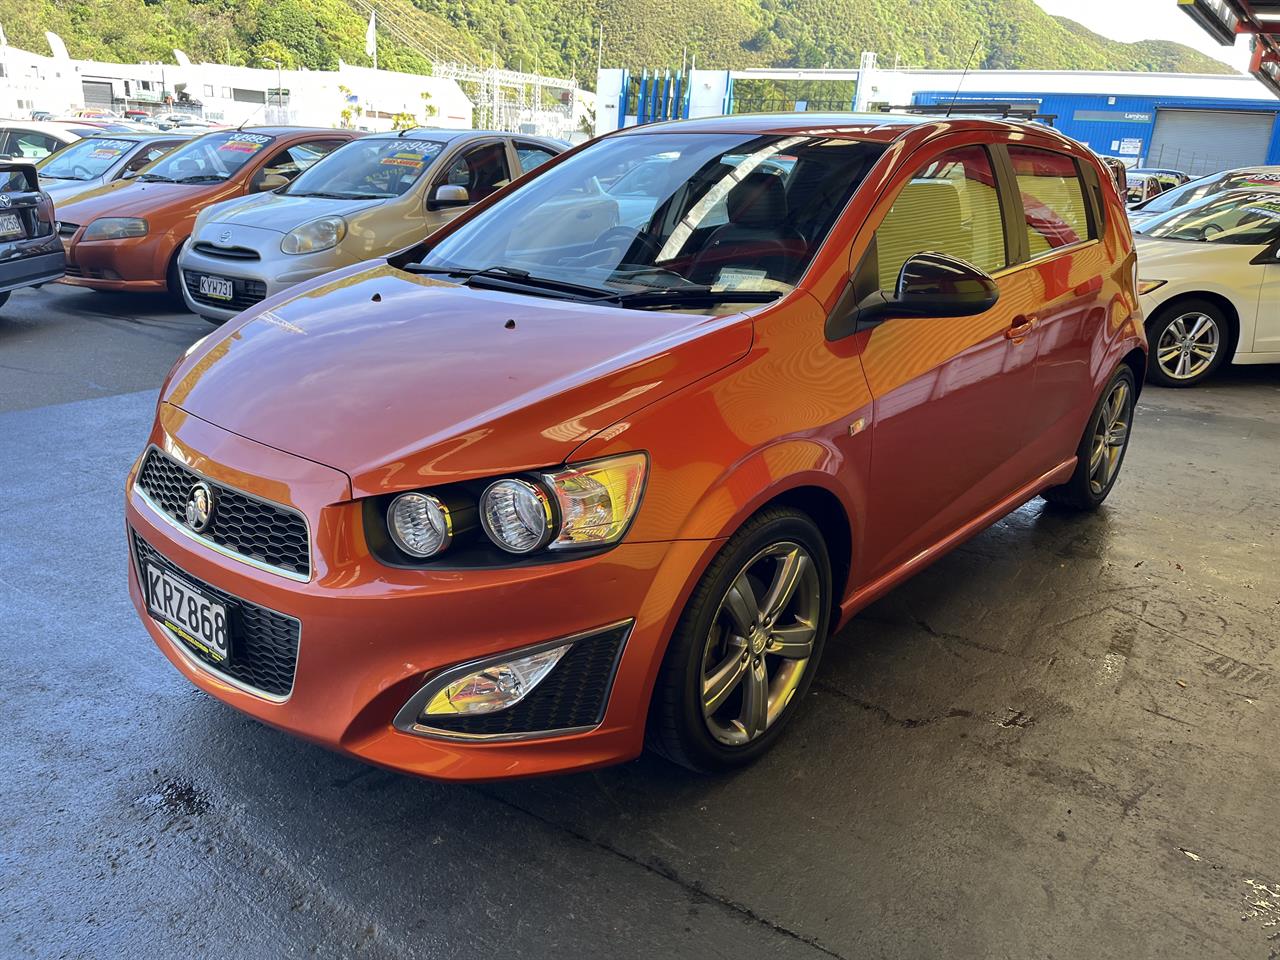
xmin=1033 ymin=0 xmax=1253 ymax=72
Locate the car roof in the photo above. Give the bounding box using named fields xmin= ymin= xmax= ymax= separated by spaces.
xmin=0 ymin=119 xmax=88 ymax=136
xmin=365 ymin=128 xmax=559 ymax=144
xmin=217 ymin=126 xmax=357 ymax=138
xmin=86 ymin=129 xmax=198 ymax=143
xmin=607 ymin=111 xmax=1076 ymax=146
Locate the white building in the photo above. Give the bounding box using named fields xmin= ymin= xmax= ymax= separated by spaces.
xmin=0 ymin=31 xmax=473 ymax=131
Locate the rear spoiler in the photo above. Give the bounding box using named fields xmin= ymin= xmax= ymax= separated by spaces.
xmin=0 ymin=160 xmax=40 ymax=193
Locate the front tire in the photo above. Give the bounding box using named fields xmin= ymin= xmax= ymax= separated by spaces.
xmin=648 ymin=508 xmax=832 ymax=773
xmin=1042 ymin=365 xmax=1136 ymax=511
xmin=1146 ymin=299 xmax=1229 ymax=387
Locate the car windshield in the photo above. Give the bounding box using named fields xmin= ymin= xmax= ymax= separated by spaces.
xmin=284 ymin=137 xmax=445 ymax=199
xmin=1126 ymin=176 xmax=1154 ymax=204
xmin=1140 ymin=191 xmax=1280 ymax=245
xmin=136 ymin=131 xmax=276 ymax=183
xmin=412 ymin=132 xmax=885 ymax=313
xmin=1137 ymin=168 xmax=1280 ymax=216
xmin=36 ymin=136 xmax=136 ymax=180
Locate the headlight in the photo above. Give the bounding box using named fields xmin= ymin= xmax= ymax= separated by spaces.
xmin=1137 ymin=279 xmax=1167 ymax=295
xmin=421 ymin=642 xmax=572 ymax=716
xmin=387 ymin=492 xmax=452 ymax=558
xmin=480 ymin=478 xmax=554 ymax=554
xmin=542 ymin=453 xmax=647 ymax=550
xmin=280 ymin=216 xmax=346 ymax=255
xmin=82 ymin=217 xmax=147 ymax=241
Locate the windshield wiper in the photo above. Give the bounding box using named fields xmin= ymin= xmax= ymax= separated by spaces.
xmin=289 ymin=190 xmax=389 ymax=199
xmin=135 ymin=173 xmax=176 ymax=182
xmin=404 ymin=264 xmax=612 ymax=301
xmin=176 ymin=174 xmax=226 ymax=183
xmin=605 ymin=286 xmax=784 ymax=308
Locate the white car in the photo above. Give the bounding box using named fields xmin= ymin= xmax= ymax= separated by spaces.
xmin=1129 ymin=165 xmax=1280 ymax=228
xmin=1136 ymin=189 xmax=1280 ymax=387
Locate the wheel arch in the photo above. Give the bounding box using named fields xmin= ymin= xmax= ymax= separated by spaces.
xmin=1146 ymin=290 xmax=1242 ymax=362
xmin=758 ymin=485 xmax=853 ymax=615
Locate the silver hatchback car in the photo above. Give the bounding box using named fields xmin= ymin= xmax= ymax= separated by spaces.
xmin=178 ymin=129 xmax=567 ymax=322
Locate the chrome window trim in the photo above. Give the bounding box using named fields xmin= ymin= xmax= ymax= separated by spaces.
xmin=393 ymin=619 xmax=634 ymax=742
xmin=134 ymin=444 xmax=312 ymax=583
xmin=129 ymin=530 xmax=300 ymax=704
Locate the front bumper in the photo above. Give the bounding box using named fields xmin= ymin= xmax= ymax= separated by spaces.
xmin=61 ymin=232 xmax=169 ymax=291
xmin=179 ymin=240 xmax=338 ymax=321
xmin=126 ymin=405 xmax=706 ymax=781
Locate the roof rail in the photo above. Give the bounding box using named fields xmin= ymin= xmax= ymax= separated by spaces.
xmin=875 ymin=103 xmax=1058 ymax=127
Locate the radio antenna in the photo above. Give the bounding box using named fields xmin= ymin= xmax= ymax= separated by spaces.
xmin=946 ymin=39 xmax=982 ymax=118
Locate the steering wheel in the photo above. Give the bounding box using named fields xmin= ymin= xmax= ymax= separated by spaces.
xmin=71 ymin=164 xmax=95 ymax=180
xmin=596 ymin=225 xmax=661 ymax=262
xmin=1199 ymin=222 xmax=1224 ymax=240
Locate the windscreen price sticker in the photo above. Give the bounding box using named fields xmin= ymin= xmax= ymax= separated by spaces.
xmin=88 ymin=139 xmax=131 ymax=158
xmin=220 ymin=133 xmax=272 ymax=155
xmin=380 ymin=141 xmax=437 ymax=167
xmin=382 ymin=153 xmax=426 ymax=168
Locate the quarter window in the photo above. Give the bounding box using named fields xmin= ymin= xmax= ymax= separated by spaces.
xmin=440 ymin=143 xmax=511 ymax=203
xmin=1008 ymin=146 xmax=1093 ymax=256
xmin=874 ymin=146 xmax=1007 ymax=291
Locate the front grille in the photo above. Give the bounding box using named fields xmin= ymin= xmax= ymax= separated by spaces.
xmin=421 ymin=623 xmax=631 ymax=736
xmin=136 ymin=448 xmax=311 ymax=578
xmin=132 ymin=531 xmax=300 ymax=698
xmin=191 ymin=241 xmax=261 ymax=261
xmin=182 ymin=269 xmax=267 ymax=311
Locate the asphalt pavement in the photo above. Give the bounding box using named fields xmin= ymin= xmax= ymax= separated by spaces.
xmin=2 ymin=282 xmax=1279 ymax=959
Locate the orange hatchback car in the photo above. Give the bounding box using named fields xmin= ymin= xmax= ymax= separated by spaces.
xmin=57 ymin=127 xmax=357 ymax=297
xmin=127 ymin=114 xmax=1145 ymax=780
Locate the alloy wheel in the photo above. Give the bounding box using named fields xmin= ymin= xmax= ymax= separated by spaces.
xmin=1088 ymin=378 xmax=1133 ymax=496
xmin=1156 ymin=312 xmax=1219 ymax=381
xmin=700 ymin=541 xmax=821 ymax=746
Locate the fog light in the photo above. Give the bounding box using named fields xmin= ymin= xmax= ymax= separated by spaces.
xmin=388 ymin=492 xmax=452 ymax=558
xmin=422 ymin=642 xmax=571 ymax=716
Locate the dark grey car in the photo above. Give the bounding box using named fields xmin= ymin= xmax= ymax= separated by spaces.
xmin=0 ymin=161 xmax=64 ymax=310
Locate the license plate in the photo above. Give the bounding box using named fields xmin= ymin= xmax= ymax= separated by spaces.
xmin=144 ymin=562 xmax=232 ymax=663
xmin=0 ymin=212 xmax=23 ymax=239
xmin=198 ymin=275 xmax=233 ymax=300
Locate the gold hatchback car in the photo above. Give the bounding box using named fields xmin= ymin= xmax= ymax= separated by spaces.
xmin=177 ymin=129 xmax=583 ymax=322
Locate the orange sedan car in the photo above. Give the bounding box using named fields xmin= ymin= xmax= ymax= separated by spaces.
xmin=56 ymin=127 xmax=357 ymax=297
xmin=126 ymin=113 xmax=1146 ymax=780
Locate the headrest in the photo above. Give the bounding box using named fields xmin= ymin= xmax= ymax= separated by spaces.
xmin=727 ymin=170 xmax=787 ymax=227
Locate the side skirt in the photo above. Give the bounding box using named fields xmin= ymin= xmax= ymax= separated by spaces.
xmin=835 ymin=457 xmax=1077 ymax=630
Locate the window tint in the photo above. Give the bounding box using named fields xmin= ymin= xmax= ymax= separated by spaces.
xmin=1009 ymin=146 xmax=1092 ymax=256
xmin=438 ymin=143 xmax=511 ymax=203
xmin=874 ymin=146 xmax=1006 ymax=290
xmin=515 ymin=143 xmax=557 ymax=175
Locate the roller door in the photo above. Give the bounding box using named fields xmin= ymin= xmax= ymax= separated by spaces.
xmin=1147 ymin=109 xmax=1276 ymax=176
xmin=82 ymin=80 xmax=114 ymax=111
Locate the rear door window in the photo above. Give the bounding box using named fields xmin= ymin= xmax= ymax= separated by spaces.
xmin=1008 ymin=146 xmax=1094 ymax=256
xmin=9 ymin=129 xmax=62 ymax=160
xmin=874 ymin=145 xmax=1007 ymax=290
xmin=439 ymin=142 xmax=511 ymax=203
xmin=514 ymin=142 xmax=558 ymax=175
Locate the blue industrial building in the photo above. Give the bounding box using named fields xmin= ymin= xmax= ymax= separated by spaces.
xmin=911 ymin=89 xmax=1280 ymax=174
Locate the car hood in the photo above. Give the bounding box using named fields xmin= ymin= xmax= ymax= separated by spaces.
xmin=40 ymin=176 xmax=107 ymax=200
xmin=56 ymin=178 xmax=234 ymax=225
xmin=1134 ymin=236 xmax=1258 ymax=274
xmin=164 ymin=263 xmax=754 ymax=496
xmin=199 ymin=190 xmax=387 ymax=235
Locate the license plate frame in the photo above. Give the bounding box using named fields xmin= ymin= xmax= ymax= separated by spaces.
xmin=198 ymin=274 xmax=234 ymax=301
xmin=0 ymin=212 xmax=24 ymax=239
xmin=144 ymin=562 xmax=234 ymax=663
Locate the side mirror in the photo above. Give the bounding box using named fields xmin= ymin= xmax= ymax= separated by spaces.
xmin=255 ymin=172 xmax=289 ymax=192
xmin=1249 ymin=237 xmax=1280 ymax=265
xmin=855 ymin=252 xmax=999 ymax=329
xmin=428 ymin=183 xmax=470 ymax=210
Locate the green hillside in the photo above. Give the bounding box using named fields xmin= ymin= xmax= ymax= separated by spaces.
xmin=0 ymin=0 xmax=1236 ymax=81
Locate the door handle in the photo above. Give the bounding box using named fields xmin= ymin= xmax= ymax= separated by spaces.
xmin=1005 ymin=315 xmax=1038 ymax=343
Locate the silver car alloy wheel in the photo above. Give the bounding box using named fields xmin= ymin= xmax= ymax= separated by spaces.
xmin=1089 ymin=378 xmax=1133 ymax=496
xmin=1157 ymin=311 xmax=1219 ymax=381
xmin=700 ymin=541 xmax=821 ymax=746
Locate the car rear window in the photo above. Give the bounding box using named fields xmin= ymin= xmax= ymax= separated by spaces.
xmin=1009 ymin=146 xmax=1093 ymax=256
